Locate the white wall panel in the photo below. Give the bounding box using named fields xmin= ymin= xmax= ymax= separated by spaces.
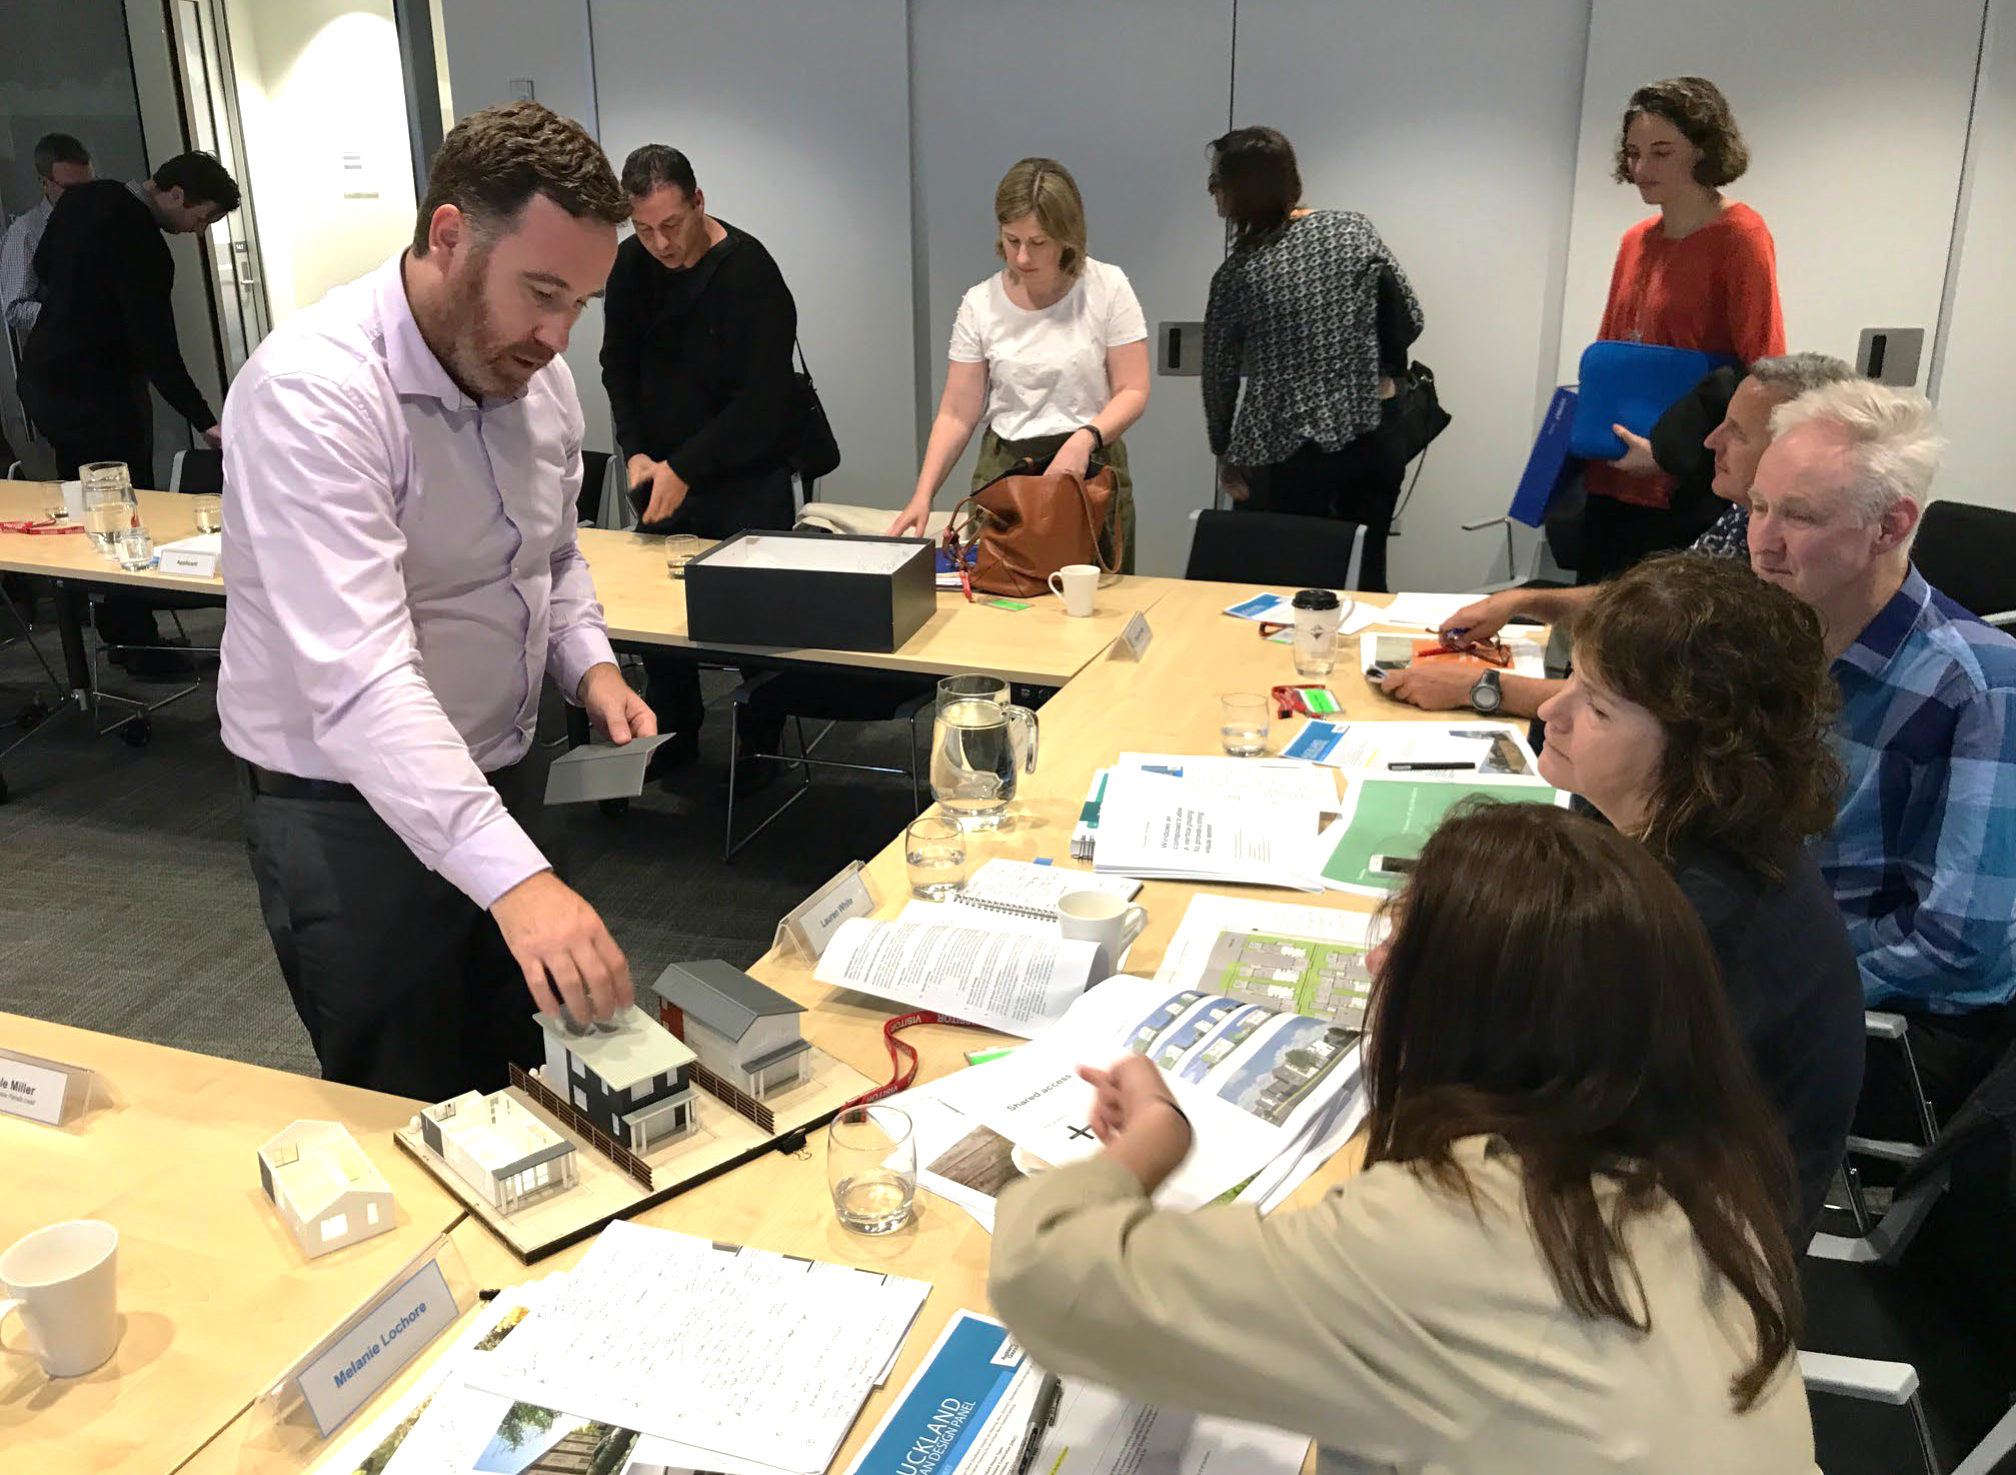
xmin=1234 ymin=0 xmax=1593 ymax=590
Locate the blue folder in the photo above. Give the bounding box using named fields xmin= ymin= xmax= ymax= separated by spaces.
xmin=1507 ymin=386 xmax=1579 ymax=528
xmin=1570 ymin=341 xmax=1736 ymax=460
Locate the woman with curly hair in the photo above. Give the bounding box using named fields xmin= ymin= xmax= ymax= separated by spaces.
xmin=1537 ymin=551 xmax=1860 ymax=1237
xmin=1582 ymin=77 xmax=1787 ymax=582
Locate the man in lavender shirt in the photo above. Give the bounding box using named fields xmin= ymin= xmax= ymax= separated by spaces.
xmin=218 ymin=103 xmax=656 ymax=1099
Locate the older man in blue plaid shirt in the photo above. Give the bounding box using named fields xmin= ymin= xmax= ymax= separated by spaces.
xmin=1749 ymin=380 xmax=2016 ymax=1137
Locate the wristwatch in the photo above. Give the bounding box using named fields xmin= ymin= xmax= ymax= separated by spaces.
xmin=1469 ymin=669 xmax=1503 ymax=714
xmin=1078 ymin=423 xmax=1105 ymax=453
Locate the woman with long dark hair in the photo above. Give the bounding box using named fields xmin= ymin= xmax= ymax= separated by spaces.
xmin=991 ymin=804 xmax=1814 ymax=1472
xmin=1202 ymin=126 xmax=1421 ymax=592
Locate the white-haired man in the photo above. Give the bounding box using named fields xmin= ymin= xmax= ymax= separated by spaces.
xmin=1749 ymin=380 xmax=2016 ymax=1136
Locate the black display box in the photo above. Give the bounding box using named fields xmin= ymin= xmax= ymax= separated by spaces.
xmin=683 ymin=531 xmax=938 ymax=652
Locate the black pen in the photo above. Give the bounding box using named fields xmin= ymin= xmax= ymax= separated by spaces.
xmin=1389 ymin=761 xmax=1475 ymax=771
xmin=1014 ymin=1372 xmax=1064 ymax=1475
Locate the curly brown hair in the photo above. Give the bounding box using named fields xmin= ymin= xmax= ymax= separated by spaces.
xmin=412 ymin=101 xmax=628 ymax=256
xmin=1572 ymin=553 xmax=1840 ymax=879
xmin=1612 ymin=76 xmax=1751 ymax=188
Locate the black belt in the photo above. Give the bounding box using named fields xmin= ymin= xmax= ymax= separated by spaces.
xmin=242 ymin=759 xmax=519 ymax=803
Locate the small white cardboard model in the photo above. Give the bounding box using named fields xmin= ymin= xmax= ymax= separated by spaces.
xmin=654 ymin=960 xmax=811 ymax=1099
xmin=415 ymin=1091 xmax=579 ymax=1215
xmin=257 ymin=1120 xmax=397 ymax=1258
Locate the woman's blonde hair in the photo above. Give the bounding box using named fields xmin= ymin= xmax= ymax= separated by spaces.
xmin=994 ymin=157 xmax=1087 ymax=277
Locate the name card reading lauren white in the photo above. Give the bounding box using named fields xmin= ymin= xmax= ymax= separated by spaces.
xmin=299 ymin=1256 xmax=459 ymax=1436
xmin=778 ymin=862 xmax=876 ymax=960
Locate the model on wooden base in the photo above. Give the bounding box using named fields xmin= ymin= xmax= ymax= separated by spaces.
xmin=536 ymin=1004 xmax=698 ymax=1152
xmin=653 ymin=960 xmax=810 ymax=1131
xmin=414 ymin=1091 xmax=578 ymax=1215
xmin=257 ymin=1121 xmax=396 ymax=1259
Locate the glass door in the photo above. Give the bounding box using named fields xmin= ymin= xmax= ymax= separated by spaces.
xmin=167 ymin=0 xmax=271 ymax=375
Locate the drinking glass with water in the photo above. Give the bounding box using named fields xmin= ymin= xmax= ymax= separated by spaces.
xmin=905 ymin=815 xmax=967 ymax=900
xmin=829 ymin=1105 xmax=917 ymax=1234
xmin=1220 ymin=692 xmax=1270 ymax=757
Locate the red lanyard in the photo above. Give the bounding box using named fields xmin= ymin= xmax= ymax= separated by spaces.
xmin=0 ymin=517 xmax=83 ymax=536
xmin=839 ymin=1009 xmax=993 ymax=1111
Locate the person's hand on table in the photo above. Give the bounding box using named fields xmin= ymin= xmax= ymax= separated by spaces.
xmin=886 ymin=496 xmax=933 ymax=537
xmin=1607 ymin=424 xmax=1657 ymax=475
xmin=577 ymin=660 xmax=657 ymax=743
xmin=1048 ymin=429 xmax=1096 ymax=483
xmin=1078 ymin=1053 xmax=1193 ymax=1192
xmin=200 ymin=425 xmax=224 ymax=449
xmin=491 ymin=870 xmax=634 ymax=1026
xmin=1373 ymin=660 xmax=1477 ymax=712
xmin=1436 ymin=590 xmax=1519 ymax=648
xmin=628 ymin=454 xmax=689 ymax=524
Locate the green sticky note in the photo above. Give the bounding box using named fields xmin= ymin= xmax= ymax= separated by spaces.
xmin=984 ymin=597 xmax=1031 ymax=611
xmin=965 ymin=1047 xmax=1017 ymax=1066
xmin=1302 ymin=688 xmax=1341 ymax=714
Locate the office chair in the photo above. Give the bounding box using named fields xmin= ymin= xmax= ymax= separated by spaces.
xmin=1910 ymin=501 xmax=2016 ymax=629
xmin=1182 ymin=509 xmax=1364 ymax=590
xmin=1802 ymin=1034 xmax=2016 ymax=1474
xmin=723 ymin=668 xmax=933 ymax=861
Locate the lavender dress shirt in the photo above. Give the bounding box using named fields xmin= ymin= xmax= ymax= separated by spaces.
xmin=218 ymin=253 xmax=616 ymax=909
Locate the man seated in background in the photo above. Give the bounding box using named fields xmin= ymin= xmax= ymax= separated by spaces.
xmin=1 ymin=132 xmax=93 ymax=336
xmin=600 ymin=143 xmax=801 ymax=772
xmin=1746 ymin=379 xmax=2016 ymax=1140
xmin=1378 ymin=351 xmax=1857 ymax=718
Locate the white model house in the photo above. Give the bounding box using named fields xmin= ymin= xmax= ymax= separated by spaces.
xmin=654 ymin=960 xmax=811 ymax=1098
xmin=257 ymin=1120 xmax=397 ymax=1258
xmin=537 ymin=1004 xmax=698 ymax=1152
xmin=416 ymin=1091 xmax=578 ymax=1214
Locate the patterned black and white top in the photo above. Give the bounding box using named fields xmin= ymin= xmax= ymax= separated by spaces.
xmin=1691 ymin=503 xmax=1750 ymax=559
xmin=1203 ymin=209 xmax=1423 ymax=467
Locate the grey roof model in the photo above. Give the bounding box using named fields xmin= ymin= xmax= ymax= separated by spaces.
xmin=652 ymin=959 xmax=805 ymax=1044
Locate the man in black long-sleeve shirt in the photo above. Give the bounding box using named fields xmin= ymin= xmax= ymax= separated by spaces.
xmin=600 ymin=145 xmax=799 ymax=762
xmin=21 ymin=151 xmax=241 ymax=665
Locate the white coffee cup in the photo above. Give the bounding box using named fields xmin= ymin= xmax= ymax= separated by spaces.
xmin=1058 ymin=889 xmax=1147 ymax=956
xmin=1047 ymin=563 xmax=1099 ymax=618
xmin=0 ymin=1219 xmax=120 ymax=1378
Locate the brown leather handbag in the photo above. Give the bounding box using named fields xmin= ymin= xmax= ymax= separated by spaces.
xmin=947 ymin=458 xmax=1120 ymax=599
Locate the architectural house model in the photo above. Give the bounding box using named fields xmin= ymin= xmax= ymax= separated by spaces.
xmin=415 ymin=1091 xmax=578 ymax=1215
xmin=653 ymin=959 xmax=811 ymax=1099
xmin=537 ymin=1004 xmax=698 ymax=1152
xmin=257 ymin=1120 xmax=396 ymax=1259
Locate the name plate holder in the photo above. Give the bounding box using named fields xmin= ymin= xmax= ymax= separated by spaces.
xmin=772 ymin=859 xmax=881 ymax=962
xmin=1112 ymin=610 xmax=1153 ymax=661
xmin=0 ymin=1047 xmax=95 ymax=1127
xmin=242 ymin=1233 xmax=476 ymax=1461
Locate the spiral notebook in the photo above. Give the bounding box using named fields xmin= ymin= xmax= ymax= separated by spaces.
xmin=947 ymin=857 xmax=1141 ymax=922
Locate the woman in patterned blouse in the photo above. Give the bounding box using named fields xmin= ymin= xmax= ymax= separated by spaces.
xmin=1202 ymin=126 xmax=1422 ymax=592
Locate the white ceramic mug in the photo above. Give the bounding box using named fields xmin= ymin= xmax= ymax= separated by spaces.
xmin=0 ymin=1219 xmax=120 ymax=1378
xmin=1058 ymin=889 xmax=1147 ymax=956
xmin=1047 ymin=563 xmax=1099 ymax=618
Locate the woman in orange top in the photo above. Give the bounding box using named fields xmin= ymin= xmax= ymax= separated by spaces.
xmin=1581 ymin=77 xmax=1785 ymax=583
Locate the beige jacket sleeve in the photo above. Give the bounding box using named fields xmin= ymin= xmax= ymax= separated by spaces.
xmin=988 ymin=1154 xmax=1518 ymax=1465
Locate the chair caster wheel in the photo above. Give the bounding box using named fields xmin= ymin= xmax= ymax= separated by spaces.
xmin=119 ymin=715 xmax=154 ymax=748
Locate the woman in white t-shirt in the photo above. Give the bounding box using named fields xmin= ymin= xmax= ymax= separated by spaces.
xmin=887 ymin=157 xmax=1150 ymax=572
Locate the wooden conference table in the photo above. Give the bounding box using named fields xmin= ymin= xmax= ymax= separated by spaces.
xmin=0 ymin=480 xmax=1175 ymax=695
xmin=3 ymin=484 xmax=1433 ymax=1470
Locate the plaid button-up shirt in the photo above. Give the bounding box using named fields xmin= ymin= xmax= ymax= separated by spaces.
xmin=1819 ymin=567 xmax=2016 ymax=1014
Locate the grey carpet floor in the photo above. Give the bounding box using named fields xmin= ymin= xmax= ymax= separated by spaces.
xmin=0 ymin=601 xmax=928 ymax=1077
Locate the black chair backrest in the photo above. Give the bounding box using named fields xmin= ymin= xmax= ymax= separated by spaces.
xmin=1912 ymin=501 xmax=2016 ymax=621
xmin=1183 ymin=510 xmax=1363 ymax=589
xmin=172 ymin=448 xmax=224 ymax=497
xmin=580 ymin=449 xmax=612 ymax=527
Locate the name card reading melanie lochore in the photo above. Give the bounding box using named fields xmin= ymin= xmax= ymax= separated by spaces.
xmin=299 ymin=1256 xmax=459 ymax=1436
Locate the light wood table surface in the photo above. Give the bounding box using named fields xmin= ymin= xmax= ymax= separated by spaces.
xmin=17 ymin=560 xmax=1438 ymax=1473
xmin=0 ymin=1014 xmax=466 ymax=1474
xmin=0 ymin=480 xmax=1178 ymax=690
